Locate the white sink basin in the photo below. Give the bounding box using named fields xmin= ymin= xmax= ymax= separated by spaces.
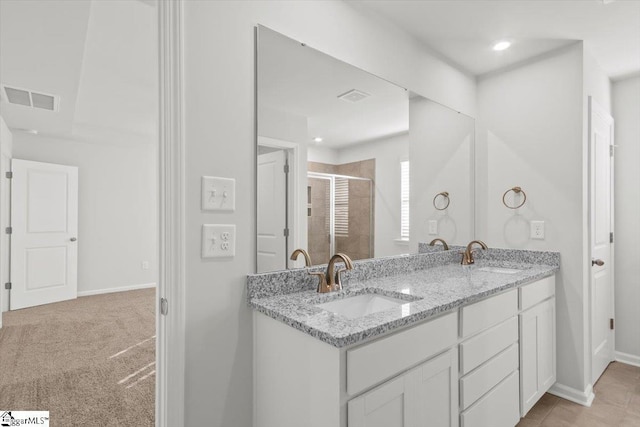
xmin=316 ymin=294 xmax=407 ymax=319
xmin=478 ymin=267 xmax=522 ymax=275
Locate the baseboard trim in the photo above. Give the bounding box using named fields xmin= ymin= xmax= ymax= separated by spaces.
xmin=615 ymin=351 xmax=640 ymax=368
xmin=548 ymin=383 xmax=595 ymax=407
xmin=78 ymin=283 xmax=156 ymax=297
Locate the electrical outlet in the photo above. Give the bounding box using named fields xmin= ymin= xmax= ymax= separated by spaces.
xmin=202 ymin=176 xmax=235 ymax=211
xmin=428 ymin=220 xmax=438 ymax=235
xmin=531 ymin=221 xmax=545 ymax=240
xmin=141 ymin=261 xmax=150 ymax=270
xmin=202 ymin=224 xmax=236 ymax=258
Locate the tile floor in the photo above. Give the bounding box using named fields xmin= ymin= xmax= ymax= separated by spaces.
xmin=517 ymin=362 xmax=640 ymax=427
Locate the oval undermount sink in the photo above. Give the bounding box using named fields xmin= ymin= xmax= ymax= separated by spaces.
xmin=478 ymin=267 xmax=523 ymax=274
xmin=316 ymin=294 xmax=407 ymax=319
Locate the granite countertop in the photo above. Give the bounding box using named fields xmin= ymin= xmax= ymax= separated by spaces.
xmin=249 ymin=259 xmax=558 ymax=348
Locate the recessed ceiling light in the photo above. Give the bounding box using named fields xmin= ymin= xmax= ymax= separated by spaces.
xmin=313 ymin=137 xmax=323 ymax=143
xmin=493 ymin=41 xmax=512 ymax=51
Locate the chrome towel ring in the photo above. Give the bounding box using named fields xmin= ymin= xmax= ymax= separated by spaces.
xmin=503 ymin=186 xmax=527 ymax=209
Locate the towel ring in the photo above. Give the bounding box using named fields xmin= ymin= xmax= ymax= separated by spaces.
xmin=433 ymin=191 xmax=450 ymax=210
xmin=502 ymin=186 xmax=527 ymax=209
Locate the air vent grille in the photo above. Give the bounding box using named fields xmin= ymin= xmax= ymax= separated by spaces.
xmin=1 ymin=85 xmax=59 ymax=111
xmin=337 ymin=89 xmax=370 ymax=103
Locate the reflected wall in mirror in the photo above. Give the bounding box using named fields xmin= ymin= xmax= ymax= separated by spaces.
xmin=256 ymin=25 xmax=475 ymax=273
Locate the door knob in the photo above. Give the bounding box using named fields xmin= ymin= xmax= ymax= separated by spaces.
xmin=592 ymin=259 xmax=604 ymax=266
xmin=70 ymin=237 xmax=77 ymax=242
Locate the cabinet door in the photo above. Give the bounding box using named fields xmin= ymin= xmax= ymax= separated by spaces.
xmin=416 ymin=348 xmax=459 ymax=427
xmin=520 ymin=297 xmax=556 ymax=416
xmin=348 ymin=349 xmax=458 ymax=427
xmin=348 ymin=372 xmax=416 ymax=427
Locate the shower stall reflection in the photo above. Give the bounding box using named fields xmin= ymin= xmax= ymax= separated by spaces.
xmin=307 ymin=172 xmax=374 ymax=265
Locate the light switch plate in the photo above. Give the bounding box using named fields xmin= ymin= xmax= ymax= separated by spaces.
xmin=531 ymin=220 xmax=545 ymax=240
xmin=428 ymin=220 xmax=438 ymax=235
xmin=202 ymin=176 xmax=235 ymax=211
xmin=202 ymin=224 xmax=236 ymax=258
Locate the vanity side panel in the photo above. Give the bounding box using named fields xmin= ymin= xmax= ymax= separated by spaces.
xmin=254 ymin=312 xmax=341 ymax=427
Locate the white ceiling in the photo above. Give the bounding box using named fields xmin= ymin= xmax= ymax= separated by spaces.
xmin=0 ymin=0 xmax=157 ymax=142
xmin=351 ymin=0 xmax=640 ymax=78
xmin=258 ymin=27 xmax=409 ymax=148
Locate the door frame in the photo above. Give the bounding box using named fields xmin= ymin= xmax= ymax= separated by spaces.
xmin=157 ymin=1 xmax=185 ymax=426
xmin=257 ymin=136 xmax=301 ymax=269
xmin=588 ymin=96 xmax=615 ymax=384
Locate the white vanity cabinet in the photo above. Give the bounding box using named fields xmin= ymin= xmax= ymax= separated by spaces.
xmin=458 ymin=289 xmax=521 ymax=427
xmin=253 ymin=274 xmax=556 ymax=427
xmin=348 ymin=349 xmax=458 ymax=427
xmin=254 ymin=310 xmax=459 ymax=427
xmin=519 ymin=276 xmax=556 ymax=416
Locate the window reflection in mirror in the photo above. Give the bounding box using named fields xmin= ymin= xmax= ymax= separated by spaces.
xmin=256 ymin=25 xmax=474 ymax=273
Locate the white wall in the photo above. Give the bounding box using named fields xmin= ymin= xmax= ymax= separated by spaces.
xmin=12 ymin=133 xmax=157 ymax=295
xmin=410 ymin=96 xmax=475 ymax=250
xmin=476 ymin=44 xmax=589 ymax=396
xmin=0 ymin=116 xmax=12 ymax=321
xmin=338 ymin=133 xmax=410 ymax=257
xmin=182 ymin=1 xmax=476 ymax=425
xmin=612 ymin=75 xmax=640 ymax=364
xmin=307 ymin=145 xmax=339 ymax=165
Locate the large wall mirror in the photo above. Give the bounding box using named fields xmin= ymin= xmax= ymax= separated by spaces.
xmin=256 ymin=26 xmax=475 ymax=273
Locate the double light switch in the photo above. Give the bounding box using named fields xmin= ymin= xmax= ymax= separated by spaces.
xmin=202 ymin=176 xmax=235 ymax=211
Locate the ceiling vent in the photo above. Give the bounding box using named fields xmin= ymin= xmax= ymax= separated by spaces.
xmin=1 ymin=85 xmax=59 ymax=111
xmin=338 ymin=89 xmax=370 ymax=103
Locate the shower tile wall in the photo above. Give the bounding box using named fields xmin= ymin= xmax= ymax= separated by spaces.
xmin=307 ymin=176 xmax=331 ymax=265
xmin=307 ymin=159 xmax=375 ymax=264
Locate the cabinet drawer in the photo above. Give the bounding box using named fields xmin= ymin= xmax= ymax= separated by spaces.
xmin=460 ymin=371 xmax=521 ymax=427
xmin=460 ymin=316 xmax=518 ymax=374
xmin=460 ymin=344 xmax=519 ymax=410
xmin=347 ymin=311 xmax=458 ymax=396
xmin=461 ymin=289 xmax=517 ymax=338
xmin=520 ymin=275 xmax=555 ymax=311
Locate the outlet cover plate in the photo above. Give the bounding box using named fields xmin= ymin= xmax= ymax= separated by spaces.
xmin=428 ymin=220 xmax=438 ymax=235
xmin=202 ymin=224 xmax=236 ymax=258
xmin=531 ymin=220 xmax=545 ymax=240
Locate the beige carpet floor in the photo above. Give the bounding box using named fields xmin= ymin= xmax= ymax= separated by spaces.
xmin=0 ymin=288 xmax=155 ymax=427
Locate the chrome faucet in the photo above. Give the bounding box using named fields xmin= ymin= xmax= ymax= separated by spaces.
xmin=461 ymin=240 xmax=488 ymax=265
xmin=429 ymin=238 xmax=449 ymax=251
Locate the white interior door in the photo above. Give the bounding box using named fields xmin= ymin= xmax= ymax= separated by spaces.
xmin=589 ymin=97 xmax=614 ymax=384
xmin=10 ymin=159 xmax=78 ymax=310
xmin=257 ymin=150 xmax=287 ymax=272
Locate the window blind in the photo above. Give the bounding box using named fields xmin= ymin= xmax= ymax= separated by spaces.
xmin=400 ymin=161 xmax=410 ymax=239
xmin=335 ymin=177 xmax=349 ymax=237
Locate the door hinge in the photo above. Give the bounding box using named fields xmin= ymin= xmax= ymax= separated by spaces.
xmin=610 ymin=145 xmax=614 ymax=157
xmin=4 ymin=282 xmax=11 ymax=290
xmin=284 ymin=164 xmax=290 ymax=174
xmin=283 ymin=228 xmax=289 ymax=237
xmin=610 ymin=232 xmax=614 ymax=243
xmin=5 ymin=227 xmax=12 ymax=234
xmin=160 ymin=297 xmax=169 ymax=316
xmin=5 ymin=171 xmax=12 ymax=179
xmin=610 ymin=318 xmax=614 ymax=330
